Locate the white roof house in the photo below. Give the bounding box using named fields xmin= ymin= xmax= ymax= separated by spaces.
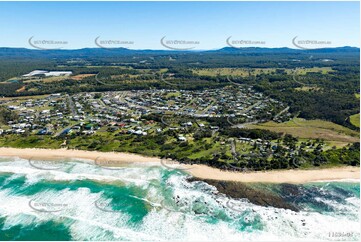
xmin=178 ymin=136 xmax=187 ymax=141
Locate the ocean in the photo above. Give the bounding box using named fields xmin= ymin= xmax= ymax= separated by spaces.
xmin=0 ymin=156 xmax=359 ymax=241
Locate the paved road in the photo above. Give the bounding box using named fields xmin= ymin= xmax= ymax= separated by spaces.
xmin=66 ymin=95 xmax=76 ymax=116
xmin=292 ymin=68 xmax=317 ymax=88
xmin=53 ymin=124 xmax=73 ymax=137
xmin=273 ymin=106 xmax=290 ymax=121
xmin=229 ymin=100 xmax=263 ymax=127
xmin=234 ymin=120 xmax=260 ymax=128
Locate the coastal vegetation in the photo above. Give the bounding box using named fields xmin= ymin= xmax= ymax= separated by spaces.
xmin=0 ymin=125 xmax=359 ymax=171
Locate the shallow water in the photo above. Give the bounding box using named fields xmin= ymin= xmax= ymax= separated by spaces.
xmin=0 ymin=157 xmax=359 ymax=241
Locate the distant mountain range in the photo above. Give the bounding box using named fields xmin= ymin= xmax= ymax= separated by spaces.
xmin=0 ymin=46 xmax=359 ymax=58
xmin=213 ymin=46 xmax=359 ymax=53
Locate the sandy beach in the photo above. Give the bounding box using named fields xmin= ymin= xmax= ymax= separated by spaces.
xmin=0 ymin=147 xmax=162 ymax=164
xmin=184 ymin=164 xmax=360 ymax=184
xmin=0 ymin=147 xmax=359 ymax=183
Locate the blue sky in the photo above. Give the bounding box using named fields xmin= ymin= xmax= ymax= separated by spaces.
xmin=0 ymin=1 xmax=359 ymax=49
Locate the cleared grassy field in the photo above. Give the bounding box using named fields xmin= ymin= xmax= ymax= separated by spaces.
xmin=294 ymin=67 xmax=334 ymax=75
xmin=294 ymin=86 xmax=321 ymax=91
xmin=84 ymin=66 xmax=134 ymax=69
xmin=71 ymin=74 xmax=96 ymax=80
xmin=23 ymin=76 xmax=69 ymax=83
xmin=247 ymin=118 xmax=359 ymax=143
xmin=192 ymin=67 xmax=334 ymax=77
xmin=15 ymin=86 xmax=26 ymax=93
xmin=111 ymin=74 xmax=141 ymax=79
xmin=350 ymin=113 xmax=360 ymax=128
xmin=192 ymin=68 xmax=276 ymax=77
xmin=0 ymin=94 xmax=49 ymax=101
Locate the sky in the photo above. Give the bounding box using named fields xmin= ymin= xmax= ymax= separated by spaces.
xmin=0 ymin=1 xmax=359 ymax=50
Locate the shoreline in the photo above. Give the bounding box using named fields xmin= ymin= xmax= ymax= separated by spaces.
xmin=0 ymin=147 xmax=359 ymax=184
xmin=0 ymin=147 xmax=162 ymax=164
xmin=184 ymin=164 xmax=360 ymax=184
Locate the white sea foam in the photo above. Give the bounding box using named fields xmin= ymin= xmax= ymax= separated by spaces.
xmin=310 ymin=179 xmax=360 ymax=183
xmin=0 ymin=157 xmax=159 ymax=187
xmin=0 ymin=157 xmax=360 ymax=241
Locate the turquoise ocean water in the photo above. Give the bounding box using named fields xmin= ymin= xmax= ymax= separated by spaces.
xmin=0 ymin=156 xmax=359 ymax=241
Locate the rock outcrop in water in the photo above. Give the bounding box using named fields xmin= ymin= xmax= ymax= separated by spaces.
xmin=188 ymin=178 xmax=300 ymax=212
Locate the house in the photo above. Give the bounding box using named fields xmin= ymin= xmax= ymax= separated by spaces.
xmin=239 ymin=137 xmax=252 ymax=142
xmin=41 ymin=110 xmax=50 ymax=115
xmin=72 ymin=126 xmax=81 ymax=131
xmin=15 ymin=129 xmax=25 ymax=134
xmin=133 ymin=130 xmax=147 ymax=136
xmin=60 ymin=128 xmax=71 ymax=136
xmin=82 ymin=130 xmax=95 ymax=135
xmin=178 ymin=136 xmax=187 ymax=142
xmin=108 ymin=126 xmax=119 ymax=132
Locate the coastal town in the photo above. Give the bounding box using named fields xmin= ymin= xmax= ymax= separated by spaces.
xmin=0 ymin=85 xmax=337 ymax=171
xmin=0 ymin=85 xmax=290 ymax=139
